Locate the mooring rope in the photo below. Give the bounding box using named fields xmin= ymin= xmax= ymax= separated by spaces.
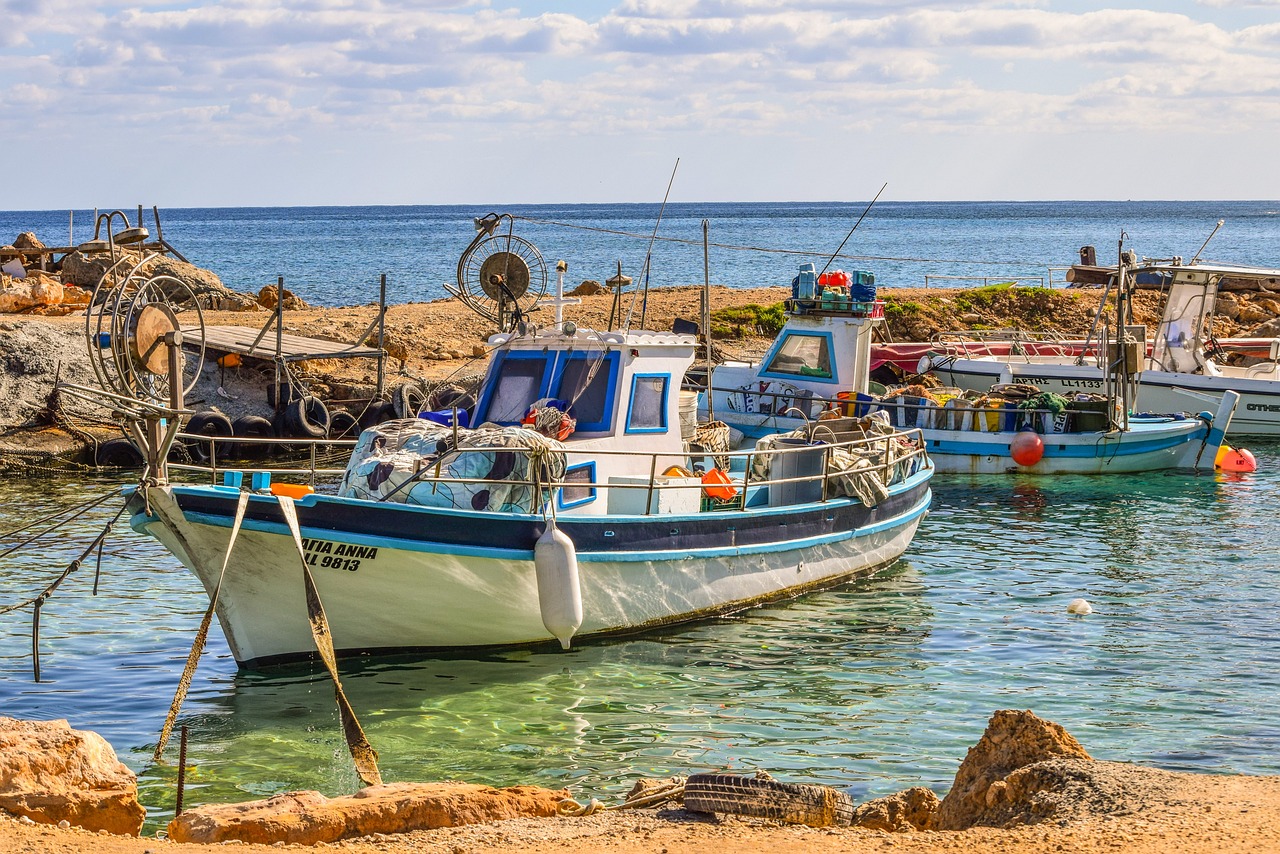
xmin=277 ymin=495 xmax=383 ymax=788
xmin=556 ymin=777 xmax=687 ymax=817
xmin=153 ymin=490 xmax=251 ymax=761
xmin=0 ymin=501 xmax=128 ymax=681
xmin=0 ymin=488 xmax=120 ymax=558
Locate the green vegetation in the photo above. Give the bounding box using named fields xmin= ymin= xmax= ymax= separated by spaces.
xmin=710 ymin=302 xmax=787 ymax=338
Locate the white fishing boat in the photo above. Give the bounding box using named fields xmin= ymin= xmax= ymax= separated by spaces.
xmin=705 ymin=259 xmax=1238 ymax=475
xmin=93 ymin=219 xmax=934 ymax=668
xmin=920 ymin=260 xmax=1280 ymax=438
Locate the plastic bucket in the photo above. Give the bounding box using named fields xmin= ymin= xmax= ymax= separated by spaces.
xmin=678 ymin=391 xmax=699 ymax=439
xmin=701 ymin=468 xmax=737 ymax=501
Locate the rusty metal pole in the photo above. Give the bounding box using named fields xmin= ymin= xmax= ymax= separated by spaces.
xmin=376 ymin=274 xmax=387 ymax=399
xmin=275 ymin=275 xmax=285 ymax=413
xmin=175 ymin=725 xmax=188 ymax=817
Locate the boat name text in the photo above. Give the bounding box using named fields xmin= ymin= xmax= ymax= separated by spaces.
xmin=299 ymin=538 xmax=377 ymax=571
xmin=1245 ymin=403 xmax=1280 ymax=413
xmin=1021 ymin=376 xmax=1105 ymax=389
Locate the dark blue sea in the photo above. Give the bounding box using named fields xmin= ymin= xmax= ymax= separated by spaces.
xmin=3 ymin=201 xmax=1277 ymax=306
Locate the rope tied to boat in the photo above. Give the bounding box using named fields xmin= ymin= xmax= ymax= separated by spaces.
xmin=0 ymin=497 xmax=128 ymax=681
xmin=277 ymin=495 xmax=383 ymax=788
xmin=556 ymin=777 xmax=687 ymax=817
xmin=153 ymin=489 xmax=251 ymax=762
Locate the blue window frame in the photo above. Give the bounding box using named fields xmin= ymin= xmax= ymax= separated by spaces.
xmin=551 ymin=350 xmax=619 ymax=433
xmin=625 ymin=373 xmax=669 ymax=434
xmin=759 ymin=331 xmax=838 ymax=384
xmin=557 ymin=461 xmax=597 ymax=509
xmin=475 ymin=351 xmax=552 ymax=425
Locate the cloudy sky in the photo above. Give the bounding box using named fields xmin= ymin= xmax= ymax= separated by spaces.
xmin=4 ymin=0 xmax=1279 ymax=206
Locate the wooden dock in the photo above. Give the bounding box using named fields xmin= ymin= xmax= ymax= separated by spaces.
xmin=195 ymin=325 xmax=383 ymax=363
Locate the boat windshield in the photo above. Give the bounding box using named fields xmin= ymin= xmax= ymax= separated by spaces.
xmin=765 ymin=332 xmax=832 ymax=378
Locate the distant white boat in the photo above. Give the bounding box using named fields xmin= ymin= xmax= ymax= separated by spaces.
xmin=920 ymin=261 xmax=1280 ymax=437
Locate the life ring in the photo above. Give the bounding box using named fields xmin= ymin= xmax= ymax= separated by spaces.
xmin=285 ymin=395 xmax=331 ymax=438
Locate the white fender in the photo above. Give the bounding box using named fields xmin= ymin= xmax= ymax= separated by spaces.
xmin=535 ymin=520 xmax=582 ymax=649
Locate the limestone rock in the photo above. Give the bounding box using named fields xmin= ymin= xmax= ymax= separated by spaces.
xmin=58 ymin=246 xmax=142 ymax=289
xmin=0 ymin=716 xmax=145 ymax=836
xmin=850 ymin=786 xmax=939 ymax=832
xmin=13 ymin=232 xmax=46 ymax=251
xmin=933 ymin=709 xmax=1091 ymax=830
xmin=60 ymin=249 xmax=259 ymax=310
xmin=1216 ymin=293 xmax=1241 ymax=320
xmin=258 ymin=284 xmax=309 ymax=311
xmin=167 ymin=781 xmax=569 ymax=845
xmin=1247 ymin=317 xmax=1280 ymax=338
xmin=569 ymin=280 xmax=607 ymax=296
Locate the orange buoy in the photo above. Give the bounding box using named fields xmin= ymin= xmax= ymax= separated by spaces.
xmin=1009 ymin=430 xmax=1044 ymax=466
xmin=1218 ymin=447 xmax=1258 ymax=473
xmin=217 ymin=353 xmax=242 ymax=368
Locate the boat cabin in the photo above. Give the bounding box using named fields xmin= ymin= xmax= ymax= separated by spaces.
xmin=479 ymin=325 xmax=698 ymax=516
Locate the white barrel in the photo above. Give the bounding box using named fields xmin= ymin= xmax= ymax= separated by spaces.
xmin=535 ymin=521 xmax=583 ymax=650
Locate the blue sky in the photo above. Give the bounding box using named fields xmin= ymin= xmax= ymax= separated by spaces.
xmin=4 ymin=0 xmax=1279 ymax=206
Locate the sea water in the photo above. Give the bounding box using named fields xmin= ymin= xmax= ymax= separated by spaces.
xmin=1 ymin=456 xmax=1277 ymax=831
xmin=2 ymin=200 xmax=1278 ymax=306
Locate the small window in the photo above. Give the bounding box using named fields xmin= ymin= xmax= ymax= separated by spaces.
xmin=555 ymin=352 xmax=616 ymax=431
xmin=558 ymin=462 xmax=596 ymax=509
xmin=626 ymin=374 xmax=668 ymax=433
xmin=484 ymin=356 xmax=548 ymax=424
xmin=764 ymin=333 xmax=831 ymax=378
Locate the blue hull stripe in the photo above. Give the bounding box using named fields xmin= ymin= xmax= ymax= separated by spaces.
xmin=135 ymin=484 xmax=931 ymax=565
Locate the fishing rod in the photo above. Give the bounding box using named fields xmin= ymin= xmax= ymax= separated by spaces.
xmin=817 ymin=182 xmax=888 ymax=280
xmin=625 ymin=158 xmax=680 ymax=332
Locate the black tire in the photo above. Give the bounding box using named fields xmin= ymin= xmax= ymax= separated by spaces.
xmin=230 ymin=414 xmax=275 ymax=460
xmin=329 ymin=410 xmax=359 ymax=439
xmin=266 ymin=380 xmax=299 ymax=409
xmin=392 ymin=382 xmax=427 ymax=420
xmin=95 ymin=437 xmax=144 ymax=469
xmin=285 ymin=395 xmax=330 ymax=439
xmin=683 ymin=773 xmax=854 ymax=828
xmin=357 ymin=401 xmax=396 ymax=431
xmin=184 ymin=411 xmax=235 ymax=463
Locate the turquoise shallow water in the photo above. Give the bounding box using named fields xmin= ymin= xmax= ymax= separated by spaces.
xmin=2 ymin=451 xmax=1278 ymax=832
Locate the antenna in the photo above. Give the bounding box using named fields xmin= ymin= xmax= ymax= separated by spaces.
xmin=1191 ymin=219 xmax=1224 ymax=265
xmin=818 ymin=183 xmax=887 ymax=280
xmin=625 ymin=158 xmax=680 ymax=332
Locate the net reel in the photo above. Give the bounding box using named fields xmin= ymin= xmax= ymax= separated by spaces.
xmin=451 ymin=213 xmax=548 ymax=331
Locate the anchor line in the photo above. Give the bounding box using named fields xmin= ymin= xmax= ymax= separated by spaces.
xmin=0 ymin=488 xmax=120 ymax=560
xmin=0 ymin=502 xmax=128 ymax=682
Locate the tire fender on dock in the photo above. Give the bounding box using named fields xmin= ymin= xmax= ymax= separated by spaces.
xmin=534 ymin=520 xmax=583 ymax=650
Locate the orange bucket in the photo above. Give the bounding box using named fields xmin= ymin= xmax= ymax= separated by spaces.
xmin=701 ymin=468 xmax=738 ymax=501
xmin=270 ymin=482 xmax=315 ymax=499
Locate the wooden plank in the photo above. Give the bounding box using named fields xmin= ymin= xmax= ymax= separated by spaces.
xmin=192 ymin=325 xmax=383 ymax=361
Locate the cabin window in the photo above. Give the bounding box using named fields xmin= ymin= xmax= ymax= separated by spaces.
xmin=483 ymin=355 xmax=549 ymax=424
xmin=558 ymin=462 xmax=597 ymax=509
xmin=626 ymin=374 xmax=668 ymax=433
xmin=554 ymin=351 xmax=618 ymax=432
xmin=763 ymin=332 xmax=832 ymax=379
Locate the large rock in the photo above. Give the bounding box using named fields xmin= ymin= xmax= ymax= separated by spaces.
xmin=0 ymin=717 xmax=145 ymax=835
xmin=167 ymin=781 xmax=570 ymax=845
xmin=933 ymin=709 xmax=1092 ymax=830
xmin=12 ymin=232 xmax=46 ymax=251
xmin=850 ymin=786 xmax=939 ymax=832
xmin=60 ymin=249 xmax=259 ymax=310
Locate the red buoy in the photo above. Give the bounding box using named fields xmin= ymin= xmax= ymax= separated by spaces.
xmin=1009 ymin=430 xmax=1045 ymax=466
xmin=1218 ymin=447 xmax=1258 ymax=473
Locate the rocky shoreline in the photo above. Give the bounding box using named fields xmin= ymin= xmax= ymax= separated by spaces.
xmin=3 ymin=710 xmax=1278 ymax=854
